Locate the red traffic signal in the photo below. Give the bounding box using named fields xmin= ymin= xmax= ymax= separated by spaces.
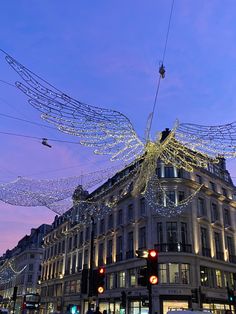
xmin=147 ymin=249 xmax=158 ymax=285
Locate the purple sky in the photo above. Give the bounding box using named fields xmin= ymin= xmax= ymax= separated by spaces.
xmin=0 ymin=0 xmax=236 ymax=255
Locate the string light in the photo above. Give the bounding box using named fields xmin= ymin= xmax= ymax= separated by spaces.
xmin=0 ymin=259 xmax=26 ymax=285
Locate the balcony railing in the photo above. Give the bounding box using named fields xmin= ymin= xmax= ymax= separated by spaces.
xmin=126 ymin=250 xmax=134 ymax=259
xmin=229 ymin=254 xmax=236 ymax=264
xmin=155 ymin=243 xmax=192 ymax=253
xmin=202 ymin=248 xmax=211 ymax=257
xmin=215 ymin=251 xmax=224 ymax=261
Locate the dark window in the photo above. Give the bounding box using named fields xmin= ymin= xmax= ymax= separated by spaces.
xmin=85 ymin=226 xmax=90 ymax=241
xmin=28 ymin=264 xmax=33 ymax=271
xmin=198 ymin=198 xmax=206 ymax=216
xmin=164 ymin=167 xmax=174 ymax=178
xmin=166 ymin=222 xmax=177 ymax=243
xmin=224 ymin=209 xmax=230 ymax=226
xmin=118 ymin=209 xmax=123 ymax=225
xmin=166 ymin=191 xmax=175 ymax=203
xmin=128 ymin=204 xmax=134 ymax=221
xmin=139 ymin=227 xmax=146 ymax=249
xmin=73 ymin=234 xmax=78 ymax=249
xmin=222 ymin=188 xmax=228 ymax=197
xmin=178 ymin=191 xmax=185 ymax=202
xmin=71 ymin=255 xmax=76 ymax=273
xmin=227 ymin=237 xmax=234 ymax=256
xmin=98 ymin=243 xmax=104 ymax=265
xmin=156 ymin=167 xmax=162 ymax=178
xmin=201 ymin=227 xmax=210 ymax=257
xmin=140 ymin=198 xmax=146 ymax=216
xmin=108 ymin=214 xmax=113 ymax=229
xmin=181 ymin=223 xmax=187 ymax=244
xmin=200 ymin=266 xmax=209 ymax=287
xmin=78 ymin=253 xmax=82 ymax=270
xmin=117 ymin=236 xmax=123 ymax=254
xmin=93 ymin=223 xmax=97 ymax=237
xmin=107 ymin=239 xmax=113 ymax=257
xmin=210 ymin=181 xmax=216 ymax=192
xmin=79 ymin=231 xmax=84 ymax=246
xmin=214 ymin=232 xmax=222 ymax=257
xmin=100 ymin=219 xmax=105 ymax=234
xmin=68 ymin=237 xmax=72 ymax=251
xmin=127 ymin=231 xmax=134 ymax=252
xmin=157 ymin=223 xmax=163 ymax=243
xmin=211 ymin=203 xmax=219 ymax=222
xmin=196 ymin=175 xmax=202 ymax=184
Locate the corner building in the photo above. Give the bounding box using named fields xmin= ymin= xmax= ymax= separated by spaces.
xmin=40 ymin=158 xmax=236 ymax=314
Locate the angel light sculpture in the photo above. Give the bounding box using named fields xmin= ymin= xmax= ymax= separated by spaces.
xmin=1 ymin=50 xmax=236 ymax=214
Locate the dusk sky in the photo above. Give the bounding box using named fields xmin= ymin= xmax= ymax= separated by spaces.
xmin=0 ymin=0 xmax=236 ymax=255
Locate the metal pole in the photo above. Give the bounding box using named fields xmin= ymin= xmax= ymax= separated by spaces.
xmin=148 ymin=285 xmax=152 ymax=314
xmin=88 ymin=216 xmax=95 ymax=298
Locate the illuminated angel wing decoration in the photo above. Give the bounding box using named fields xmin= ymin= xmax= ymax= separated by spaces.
xmin=176 ymin=121 xmax=236 ymax=159
xmin=2 ymin=52 xmax=145 ymax=161
xmin=154 ymin=120 xmax=236 ymax=172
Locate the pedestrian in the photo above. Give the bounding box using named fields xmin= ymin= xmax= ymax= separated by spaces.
xmin=86 ymin=307 xmax=94 ymax=314
xmin=95 ymin=306 xmax=102 ymax=314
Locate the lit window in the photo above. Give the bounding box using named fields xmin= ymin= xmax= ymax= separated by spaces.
xmin=118 ymin=271 xmax=126 ymax=288
xmin=159 ymin=264 xmax=167 ymax=283
xmin=169 ymin=263 xmax=179 ymax=283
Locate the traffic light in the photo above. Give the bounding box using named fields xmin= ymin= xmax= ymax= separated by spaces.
xmin=121 ymin=291 xmax=126 ymax=309
xmin=191 ymin=288 xmax=199 ymax=303
xmin=138 ymin=267 xmax=148 ymax=286
xmin=93 ymin=267 xmax=105 ymax=294
xmin=227 ymin=287 xmax=235 ymax=304
xmin=81 ymin=268 xmax=88 ymax=294
xmin=147 ymin=249 xmax=158 ymax=285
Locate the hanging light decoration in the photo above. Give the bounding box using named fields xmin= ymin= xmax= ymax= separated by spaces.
xmin=0 ymin=259 xmax=26 ymax=285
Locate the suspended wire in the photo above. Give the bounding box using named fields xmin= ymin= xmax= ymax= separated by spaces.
xmin=0 ymin=130 xmax=80 ymax=144
xmin=0 ymin=79 xmax=16 ymax=88
xmin=0 ymin=112 xmax=56 ymax=130
xmin=147 ymin=0 xmax=175 ymax=140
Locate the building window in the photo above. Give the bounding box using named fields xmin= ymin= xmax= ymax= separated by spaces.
xmin=222 ymin=187 xmax=228 ymax=197
xmin=198 ymin=198 xmax=206 ymax=216
xmin=200 ymin=266 xmax=209 ymax=287
xmin=166 ymin=222 xmax=177 ymax=243
xmin=127 ymin=231 xmax=134 ymax=253
xmin=107 ymin=239 xmax=113 ymax=263
xmin=72 ymin=255 xmax=76 ymax=274
xmin=159 ymin=264 xmax=167 ymax=283
xmin=78 ymin=252 xmax=82 ymax=270
xmin=180 ymin=264 xmax=190 ymax=284
xmin=178 ymin=191 xmax=185 ymax=202
xmin=139 ymin=227 xmax=146 ymax=249
xmin=107 ymin=273 xmax=115 ymax=289
xmin=108 ymin=214 xmax=113 ymax=229
xmin=210 ymin=181 xmax=216 ymax=192
xmin=27 ymin=274 xmax=33 ymax=283
xmin=68 ymin=237 xmax=72 ymax=251
xmin=84 ymin=250 xmax=88 ymax=266
xmin=74 ymin=234 xmax=78 ymax=249
xmin=128 ymin=204 xmax=134 ymax=221
xmin=157 ymin=223 xmax=163 ymax=244
xmin=79 ymin=231 xmax=84 ymax=246
xmin=30 ymin=254 xmax=35 ymax=259
xmin=164 ymin=167 xmax=174 ymax=178
xmin=85 ymin=226 xmax=90 ymax=241
xmin=215 ymin=269 xmax=223 ymax=287
xmin=227 ymin=237 xmax=234 ymax=257
xmin=211 ymin=203 xmax=219 ymax=222
xmin=28 ymin=264 xmax=34 ymax=271
xmin=169 ymin=263 xmax=179 ymax=283
xmin=117 ymin=209 xmax=123 ymax=225
xmin=100 ymin=219 xmax=105 ymax=234
xmin=196 ymin=174 xmax=202 ymax=184
xmin=116 ymin=236 xmax=123 ymax=260
xmin=214 ymin=232 xmax=223 ymax=260
xmin=156 ymin=167 xmax=161 ymax=178
xmin=129 ymin=269 xmax=136 ymax=286
xmin=118 ymin=271 xmax=126 ymax=288
xmin=224 ymin=209 xmax=231 ymax=226
xmin=201 ymin=227 xmax=210 ymax=257
xmin=166 ymin=191 xmax=175 ymax=203
xmin=140 ymin=198 xmax=146 ymax=216
xmin=181 ymin=223 xmax=187 ymax=244
xmin=98 ymin=243 xmax=104 ymax=265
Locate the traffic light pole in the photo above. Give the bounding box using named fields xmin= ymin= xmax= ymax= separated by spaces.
xmin=88 ymin=216 xmax=95 ymax=298
xmin=148 ymin=284 xmax=152 ymax=314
